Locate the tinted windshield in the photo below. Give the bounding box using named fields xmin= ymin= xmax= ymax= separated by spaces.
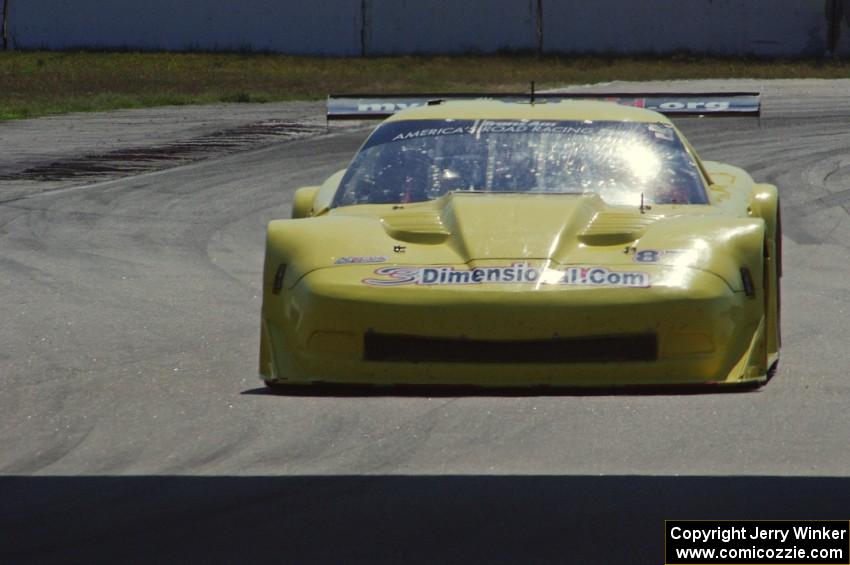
xmin=333 ymin=119 xmax=707 ymax=208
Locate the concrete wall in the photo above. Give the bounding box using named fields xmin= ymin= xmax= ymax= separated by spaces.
xmin=7 ymin=0 xmax=363 ymax=55
xmin=543 ymin=0 xmax=831 ymax=56
xmin=5 ymin=0 xmax=849 ymax=56
xmin=367 ymin=0 xmax=537 ymax=54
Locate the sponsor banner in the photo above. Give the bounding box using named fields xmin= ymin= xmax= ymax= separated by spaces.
xmin=386 ymin=120 xmax=600 ymax=142
xmin=665 ymin=520 xmax=850 ymax=565
xmin=362 ymin=262 xmax=650 ymax=288
xmin=327 ymin=92 xmax=760 ymax=119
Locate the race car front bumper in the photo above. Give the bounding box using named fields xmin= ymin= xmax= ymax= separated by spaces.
xmin=259 ymin=264 xmax=768 ymax=388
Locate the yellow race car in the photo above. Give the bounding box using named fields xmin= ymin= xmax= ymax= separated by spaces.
xmin=260 ymin=93 xmax=780 ymax=388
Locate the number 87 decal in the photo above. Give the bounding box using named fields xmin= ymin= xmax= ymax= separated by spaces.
xmin=634 ymin=249 xmax=662 ymax=263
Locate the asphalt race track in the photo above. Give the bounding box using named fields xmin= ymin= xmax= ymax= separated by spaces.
xmin=2 ymin=81 xmax=850 ymax=563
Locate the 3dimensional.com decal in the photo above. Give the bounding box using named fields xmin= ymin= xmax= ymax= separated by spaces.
xmin=363 ymin=263 xmax=649 ymax=288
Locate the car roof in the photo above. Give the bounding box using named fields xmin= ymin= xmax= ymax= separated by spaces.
xmin=384 ymin=99 xmax=672 ymax=124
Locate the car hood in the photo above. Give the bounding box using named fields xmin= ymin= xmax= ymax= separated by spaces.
xmin=266 ymin=192 xmax=766 ymax=292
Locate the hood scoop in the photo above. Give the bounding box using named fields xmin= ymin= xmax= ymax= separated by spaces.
xmin=578 ymin=212 xmax=659 ymax=246
xmin=442 ymin=193 xmax=600 ymax=260
xmin=380 ymin=210 xmax=451 ymax=244
xmin=378 ymin=194 xmax=655 ymax=258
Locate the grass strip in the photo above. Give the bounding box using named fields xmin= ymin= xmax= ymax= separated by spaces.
xmin=2 ymin=51 xmax=850 ymax=120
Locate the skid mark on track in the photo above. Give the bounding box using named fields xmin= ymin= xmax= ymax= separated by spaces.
xmin=0 ymin=121 xmax=324 ymax=183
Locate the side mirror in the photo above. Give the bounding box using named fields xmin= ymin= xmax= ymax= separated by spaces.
xmin=291 ymin=186 xmax=320 ymax=219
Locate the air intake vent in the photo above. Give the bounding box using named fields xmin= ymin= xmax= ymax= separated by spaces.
xmin=364 ymin=333 xmax=657 ymax=363
xmin=579 ymin=212 xmax=657 ymax=246
xmin=381 ymin=212 xmax=450 ymax=244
